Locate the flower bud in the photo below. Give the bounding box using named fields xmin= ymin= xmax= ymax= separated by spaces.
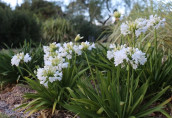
xmin=114 ymin=11 xmax=121 ymax=19
xmin=120 ymin=101 xmax=125 ymax=106
xmin=147 ymin=42 xmax=151 ymax=48
xmin=75 ymin=34 xmax=83 ymax=42
xmin=97 ymin=107 xmax=104 ymax=114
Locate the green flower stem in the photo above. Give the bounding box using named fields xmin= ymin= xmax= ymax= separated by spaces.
xmin=84 ymin=52 xmax=99 ymax=95
xmin=127 ymin=35 xmax=131 ymax=47
xmin=116 ymin=66 xmax=120 ymax=93
xmin=123 ymin=65 xmax=130 ymax=117
xmin=133 ymin=31 xmax=136 ymax=47
xmin=17 ymin=66 xmax=24 ymax=83
xmin=154 ymin=29 xmax=158 ymax=72
xmin=154 ymin=29 xmax=157 ymax=56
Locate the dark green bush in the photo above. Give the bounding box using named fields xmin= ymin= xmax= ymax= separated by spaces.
xmin=70 ymin=15 xmax=102 ymax=42
xmin=0 ymin=7 xmax=12 ymax=47
xmin=9 ymin=10 xmax=41 ymax=46
xmin=0 ymin=8 xmax=41 ymax=48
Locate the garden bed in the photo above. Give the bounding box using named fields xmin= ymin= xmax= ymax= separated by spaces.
xmin=0 ymin=84 xmax=76 ymax=118
xmin=0 ymin=84 xmax=171 ymax=118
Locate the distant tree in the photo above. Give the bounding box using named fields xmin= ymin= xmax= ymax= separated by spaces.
xmin=16 ymin=0 xmax=64 ymax=20
xmin=0 ymin=1 xmax=11 ymax=9
xmin=66 ymin=0 xmax=146 ymax=24
xmin=66 ymin=0 xmax=107 ymax=23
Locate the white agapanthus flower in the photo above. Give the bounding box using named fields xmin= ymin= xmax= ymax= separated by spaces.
xmin=11 ymin=52 xmax=31 ymax=66
xmin=121 ymin=15 xmax=165 ymax=37
xmin=109 ymin=44 xmax=116 ymax=49
xmin=120 ymin=22 xmax=131 ymax=36
xmin=43 ymin=42 xmax=61 ymax=53
xmin=37 ymin=66 xmax=63 ymax=86
xmin=114 ymin=48 xmax=128 ymax=66
xmin=135 ymin=18 xmax=148 ymax=37
xmin=24 ymin=53 xmax=32 ymax=62
xmin=132 ymin=48 xmax=147 ymax=65
xmin=107 ymin=50 xmax=114 ymax=60
xmin=58 ymin=42 xmax=74 ymax=59
xmin=43 ymin=42 xmax=61 ymax=61
xmin=73 ymin=45 xmax=82 ymax=55
xmin=79 ymin=41 xmax=96 ymax=50
xmin=147 ymin=15 xmax=166 ymax=29
xmin=121 ymin=18 xmax=148 ymax=37
xmin=44 ymin=56 xmax=68 ymax=70
xmin=107 ymin=44 xmax=147 ymax=69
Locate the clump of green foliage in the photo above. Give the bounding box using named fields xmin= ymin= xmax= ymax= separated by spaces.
xmin=0 ymin=7 xmax=41 ymax=47
xmin=42 ymin=18 xmax=76 ymax=43
xmin=0 ymin=41 xmax=44 ymax=84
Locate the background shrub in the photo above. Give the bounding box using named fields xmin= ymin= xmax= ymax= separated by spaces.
xmin=0 ymin=7 xmax=12 ymax=47
xmin=0 ymin=9 xmax=41 ymax=48
xmin=42 ymin=18 xmax=76 ymax=43
xmin=71 ymin=15 xmax=103 ymax=42
xmin=9 ymin=10 xmax=41 ymax=47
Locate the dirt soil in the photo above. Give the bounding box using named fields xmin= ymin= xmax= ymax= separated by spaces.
xmin=0 ymin=84 xmax=76 ymax=118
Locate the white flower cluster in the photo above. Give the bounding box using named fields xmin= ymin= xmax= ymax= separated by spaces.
xmin=121 ymin=15 xmax=165 ymax=37
xmin=147 ymin=15 xmax=166 ymax=29
xmin=107 ymin=44 xmax=147 ymax=69
xmin=11 ymin=52 xmax=32 ymax=66
xmin=37 ymin=41 xmax=95 ymax=86
xmin=37 ymin=66 xmax=62 ymax=87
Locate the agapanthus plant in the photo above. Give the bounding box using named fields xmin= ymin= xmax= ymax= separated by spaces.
xmin=16 ymin=41 xmax=95 ymax=116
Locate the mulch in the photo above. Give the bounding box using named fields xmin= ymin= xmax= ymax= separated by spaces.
xmin=0 ymin=84 xmax=76 ymax=118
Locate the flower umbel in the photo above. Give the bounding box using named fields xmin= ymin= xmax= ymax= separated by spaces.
xmin=107 ymin=44 xmax=147 ymax=69
xmin=11 ymin=52 xmax=31 ymax=66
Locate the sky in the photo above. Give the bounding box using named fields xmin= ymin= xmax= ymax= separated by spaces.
xmin=1 ymin=0 xmax=70 ymax=8
xmin=1 ymin=0 xmax=171 ymax=24
xmin=2 ymin=0 xmax=172 ymax=8
xmin=1 ymin=0 xmax=171 ymax=14
xmin=1 ymin=0 xmax=126 ymax=14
